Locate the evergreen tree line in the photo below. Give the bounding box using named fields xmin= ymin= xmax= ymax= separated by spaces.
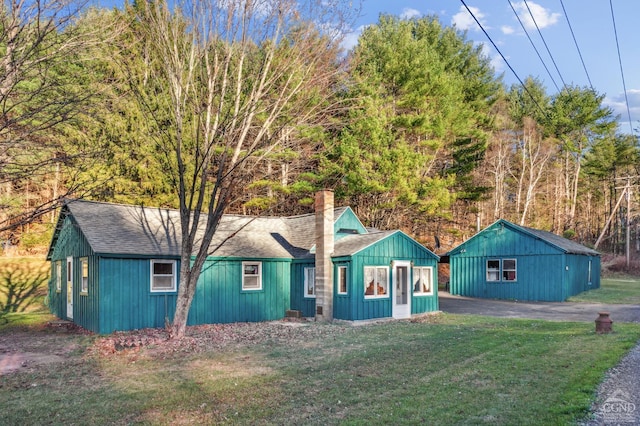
xmin=1 ymin=2 xmax=636 ymax=255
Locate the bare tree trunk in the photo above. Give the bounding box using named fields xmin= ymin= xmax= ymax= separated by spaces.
xmin=129 ymin=0 xmax=354 ymax=339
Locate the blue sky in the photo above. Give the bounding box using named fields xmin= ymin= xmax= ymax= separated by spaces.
xmin=346 ymin=1 xmax=639 ymax=134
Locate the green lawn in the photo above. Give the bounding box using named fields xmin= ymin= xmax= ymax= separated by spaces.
xmin=568 ymin=276 xmax=640 ymax=304
xmin=1 ymin=313 xmax=639 ymax=425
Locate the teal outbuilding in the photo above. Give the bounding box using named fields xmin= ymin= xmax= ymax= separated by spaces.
xmin=47 ymin=191 xmax=439 ymax=333
xmin=446 ymin=219 xmax=600 ymax=302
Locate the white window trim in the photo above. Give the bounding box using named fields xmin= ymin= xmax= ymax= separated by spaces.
xmin=486 ymin=258 xmax=517 ymax=283
xmin=242 ymin=261 xmax=263 ymax=291
xmin=364 ymin=266 xmax=389 ymax=299
xmin=80 ymin=258 xmax=89 ymax=295
xmin=55 ymin=261 xmax=62 ymax=293
xmin=413 ymin=266 xmax=434 ymax=296
xmin=337 ymin=266 xmax=348 ymax=295
xmin=150 ymin=259 xmax=177 ymax=293
xmin=304 ymin=267 xmax=316 ymax=298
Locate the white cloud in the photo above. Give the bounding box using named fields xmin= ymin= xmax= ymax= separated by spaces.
xmin=512 ymin=1 xmax=560 ymax=30
xmin=501 ymin=25 xmax=515 ymax=35
xmin=451 ymin=5 xmax=487 ymax=32
xmin=400 ymin=8 xmax=421 ymax=20
xmin=340 ymin=24 xmax=368 ymax=53
xmin=604 ymin=89 xmax=640 ymax=134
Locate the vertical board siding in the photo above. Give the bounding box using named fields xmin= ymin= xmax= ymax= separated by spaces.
xmin=334 ymin=261 xmax=354 ymax=320
xmin=188 ymin=258 xmax=291 ymax=325
xmin=450 ymin=222 xmax=601 ymax=301
xmin=48 ymin=216 xmax=100 ymax=331
xmin=334 ymin=209 xmax=367 ymax=237
xmin=99 ymin=258 xmax=177 ymax=333
xmin=290 ymin=261 xmax=316 ymax=318
xmin=350 ymin=232 xmax=438 ymax=321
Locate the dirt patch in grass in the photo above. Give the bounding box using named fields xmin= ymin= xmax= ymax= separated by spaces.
xmin=0 ymin=321 xmax=90 ymax=376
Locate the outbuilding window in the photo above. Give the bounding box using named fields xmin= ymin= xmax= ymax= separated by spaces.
xmin=364 ymin=266 xmax=388 ymax=298
xmin=413 ymin=266 xmax=433 ymax=295
xmin=151 ymin=260 xmax=177 ymax=292
xmin=242 ymin=262 xmax=262 ymax=291
xmin=486 ymin=259 xmax=517 ymax=282
xmin=304 ymin=267 xmax=315 ymax=298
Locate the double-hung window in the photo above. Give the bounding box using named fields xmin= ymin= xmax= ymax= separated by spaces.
xmin=486 ymin=259 xmax=517 ymax=282
xmin=151 ymin=260 xmax=177 ymax=292
xmin=364 ymin=266 xmax=388 ymax=298
xmin=242 ymin=262 xmax=262 ymax=291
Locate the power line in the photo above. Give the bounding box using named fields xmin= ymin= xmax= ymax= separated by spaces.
xmin=459 ymin=0 xmax=549 ymax=120
xmin=522 ymin=0 xmax=567 ymax=89
xmin=508 ymin=0 xmax=559 ymax=92
xmin=559 ymin=0 xmax=593 ymax=90
xmin=609 ymin=0 xmax=634 ymax=135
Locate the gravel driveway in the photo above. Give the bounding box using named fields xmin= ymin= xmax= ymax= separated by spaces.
xmin=439 ymin=292 xmax=640 ymax=425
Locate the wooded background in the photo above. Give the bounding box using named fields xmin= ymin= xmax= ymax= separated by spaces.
xmin=1 ymin=1 xmax=637 ymax=257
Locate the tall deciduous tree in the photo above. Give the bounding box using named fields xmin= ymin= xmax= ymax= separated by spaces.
xmin=124 ymin=0 xmax=354 ymax=339
xmin=0 ymin=0 xmax=98 ymax=234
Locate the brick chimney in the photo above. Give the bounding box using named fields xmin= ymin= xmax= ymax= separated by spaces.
xmin=315 ymin=190 xmax=334 ymax=321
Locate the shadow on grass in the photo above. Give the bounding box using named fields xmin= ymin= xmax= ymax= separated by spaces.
xmin=0 ymin=262 xmax=48 ymax=323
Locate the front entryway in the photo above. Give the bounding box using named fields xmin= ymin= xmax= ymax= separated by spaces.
xmin=392 ymin=261 xmax=411 ymax=319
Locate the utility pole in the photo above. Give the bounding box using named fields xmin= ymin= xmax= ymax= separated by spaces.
xmin=626 ymin=178 xmax=631 ymax=269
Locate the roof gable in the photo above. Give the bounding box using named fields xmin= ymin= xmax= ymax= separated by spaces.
xmin=448 ymin=219 xmax=599 ymax=256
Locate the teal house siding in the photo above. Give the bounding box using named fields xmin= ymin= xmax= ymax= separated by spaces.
xmin=47 ymin=197 xmax=440 ymax=333
xmin=337 ymin=231 xmax=439 ymax=321
xmin=448 ymin=219 xmax=600 ymax=302
xmin=98 ymin=257 xmax=178 ymax=333
xmin=290 ymin=260 xmax=316 ymax=318
xmin=189 ymin=258 xmax=291 ymax=325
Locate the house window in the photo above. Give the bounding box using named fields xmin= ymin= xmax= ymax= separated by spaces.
xmin=364 ymin=266 xmax=388 ymax=298
xmin=338 ymin=266 xmax=347 ymax=294
xmin=486 ymin=259 xmax=500 ymax=282
xmin=486 ymin=259 xmax=517 ymax=282
xmin=242 ymin=262 xmax=262 ymax=291
xmin=80 ymin=258 xmax=89 ymax=294
xmin=413 ymin=266 xmax=433 ymax=295
xmin=502 ymin=259 xmax=517 ymax=281
xmin=304 ymin=267 xmax=315 ymax=298
xmin=55 ymin=261 xmax=62 ymax=292
xmin=151 ymin=260 xmax=177 ymax=292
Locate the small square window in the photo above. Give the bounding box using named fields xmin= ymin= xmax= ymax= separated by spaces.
xmin=151 ymin=260 xmax=177 ymax=292
xmin=242 ymin=262 xmax=262 ymax=291
xmin=304 ymin=267 xmax=315 ymax=298
xmin=413 ymin=266 xmax=433 ymax=295
xmin=338 ymin=266 xmax=347 ymax=295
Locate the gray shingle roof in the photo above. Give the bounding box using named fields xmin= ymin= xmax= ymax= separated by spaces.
xmin=518 ymin=224 xmax=600 ymax=256
xmin=53 ymin=200 xmax=363 ymax=260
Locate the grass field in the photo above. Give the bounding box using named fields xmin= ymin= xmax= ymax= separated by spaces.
xmin=1 ymin=259 xmax=639 ymax=424
xmin=1 ymin=313 xmax=639 ymax=425
xmin=568 ymin=276 xmax=640 ymax=304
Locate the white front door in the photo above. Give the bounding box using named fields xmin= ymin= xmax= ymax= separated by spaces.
xmin=392 ymin=261 xmax=411 ymax=319
xmin=66 ymin=257 xmax=73 ymax=319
